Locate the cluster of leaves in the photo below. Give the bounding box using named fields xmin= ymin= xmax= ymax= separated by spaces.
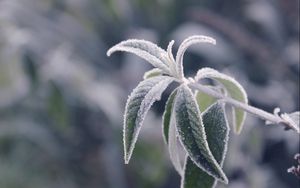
xmin=2 ymin=1 xmax=299 ymax=187
xmin=107 ymin=35 xmax=249 ymax=188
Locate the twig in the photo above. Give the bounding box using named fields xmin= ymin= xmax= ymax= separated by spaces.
xmin=188 ymin=81 xmax=299 ymax=133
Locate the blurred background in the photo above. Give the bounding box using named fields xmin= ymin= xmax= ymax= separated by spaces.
xmin=0 ymin=0 xmax=299 ymax=188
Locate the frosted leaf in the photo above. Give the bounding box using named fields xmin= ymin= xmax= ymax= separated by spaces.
xmin=182 ymin=157 xmax=215 ymax=188
xmin=143 ymin=68 xmax=162 ymax=79
xmin=124 ymin=76 xmax=174 ymax=164
xmin=181 ymin=103 xmax=230 ymax=188
xmin=196 ymin=68 xmax=248 ymax=134
xmin=174 ymin=85 xmax=228 ymax=183
xmin=168 ymin=112 xmax=184 ymax=175
xmin=175 ymin=35 xmax=216 ymax=79
xmin=167 ymin=40 xmax=176 ymax=63
xmin=107 ymin=39 xmax=171 ymax=74
xmin=162 ymin=89 xmax=177 ymax=144
xmin=281 ymin=111 xmax=300 ymax=133
xmin=167 ymin=40 xmax=177 ymax=74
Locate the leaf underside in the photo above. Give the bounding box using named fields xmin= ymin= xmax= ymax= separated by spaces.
xmin=218 ymin=79 xmax=246 ymax=134
xmin=195 ymin=90 xmax=217 ymax=112
xmin=174 ymin=85 xmax=227 ymax=183
xmin=168 ymin=111 xmax=184 ymax=175
xmin=196 ymin=68 xmax=248 ymax=134
xmin=123 ymin=76 xmax=173 ymax=163
xmin=182 ymin=103 xmax=229 ymax=188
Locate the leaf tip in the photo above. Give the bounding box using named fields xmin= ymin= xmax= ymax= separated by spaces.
xmin=215 ymin=167 xmax=229 ymax=184
xmin=106 ymin=48 xmax=113 ymax=57
xmin=124 ymin=158 xmax=130 ymax=164
xmin=233 ymin=127 xmax=242 ymax=135
xmin=124 ymin=152 xmax=131 ymax=164
xmin=222 ymin=175 xmax=229 ymax=184
xmin=168 ymin=40 xmax=175 ymax=50
xmin=106 ymin=44 xmax=121 ymax=57
xmin=213 ymin=163 xmax=229 ymax=184
xmin=233 ymin=112 xmax=246 ymax=135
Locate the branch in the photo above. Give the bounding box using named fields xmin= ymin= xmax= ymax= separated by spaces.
xmin=188 ymin=81 xmax=299 ymax=133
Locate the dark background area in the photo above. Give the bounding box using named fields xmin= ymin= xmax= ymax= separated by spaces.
xmin=0 ymin=0 xmax=299 ymax=188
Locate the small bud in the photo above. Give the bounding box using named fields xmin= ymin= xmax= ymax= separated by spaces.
xmin=287 ymin=153 xmax=300 ymax=179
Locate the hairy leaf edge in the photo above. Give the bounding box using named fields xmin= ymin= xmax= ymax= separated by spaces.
xmin=175 ymin=85 xmax=228 ymax=183
xmin=195 ymin=67 xmax=248 ymax=134
xmin=175 ymin=35 xmax=216 ymax=79
xmin=107 ymin=39 xmax=171 ymax=74
xmin=181 ymin=102 xmax=230 ymax=188
xmin=162 ymin=89 xmax=178 ymax=144
xmin=123 ymin=76 xmax=174 ymax=163
xmin=168 ymin=112 xmax=184 ymax=175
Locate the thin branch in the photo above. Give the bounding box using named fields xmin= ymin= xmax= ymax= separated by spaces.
xmin=188 ymin=82 xmax=299 ymax=133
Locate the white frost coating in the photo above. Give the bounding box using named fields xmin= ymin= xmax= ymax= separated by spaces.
xmin=180 ymin=154 xmax=190 ymax=188
xmin=124 ymin=76 xmax=174 ymax=164
xmin=274 ymin=107 xmax=281 ymax=116
xmin=203 ymin=103 xmax=229 ymax=185
xmin=107 ymin=39 xmax=171 ymax=74
xmin=281 ymin=112 xmax=300 ymax=133
xmin=203 ymin=102 xmax=230 ymax=187
xmin=265 ymin=107 xmax=281 ymax=125
xmin=195 ymin=67 xmax=248 ymax=134
xmin=174 ymin=85 xmax=228 ymax=183
xmin=175 ymin=35 xmax=216 ymax=79
xmin=167 ymin=40 xmax=176 ymax=63
xmin=107 ymin=39 xmax=167 ymax=59
xmin=162 ymin=89 xmax=178 ymax=144
xmin=167 ymin=40 xmax=177 ymax=75
xmin=195 ymin=68 xmax=247 ymax=102
xmin=180 ymin=103 xmax=230 ymax=188
xmin=168 ymin=111 xmax=184 ymax=176
xmin=266 ymin=108 xmax=299 ymax=133
xmin=195 ymin=67 xmax=219 ymax=80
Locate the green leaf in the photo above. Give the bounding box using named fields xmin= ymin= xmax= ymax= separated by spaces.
xmin=196 ymin=68 xmax=248 ymax=134
xmin=195 ymin=89 xmax=217 ymax=112
xmin=124 ymin=76 xmax=173 ymax=164
xmin=183 ymin=157 xmax=215 ymax=188
xmin=107 ymin=39 xmax=171 ymax=74
xmin=182 ymin=103 xmax=230 ymax=188
xmin=201 ymin=103 xmax=229 ymax=165
xmin=174 ymin=85 xmax=228 ymax=183
xmin=143 ymin=68 xmax=162 ymax=80
xmin=162 ymin=89 xmax=177 ymax=144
